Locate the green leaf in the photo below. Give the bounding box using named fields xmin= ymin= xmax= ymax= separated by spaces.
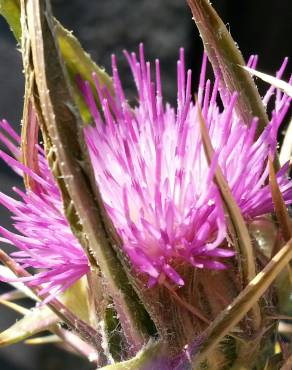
xmin=187 ymin=0 xmax=269 ymax=138
xmin=0 ymin=0 xmax=21 ymax=41
xmin=0 ymin=299 xmax=29 ymax=315
xmin=0 ymin=304 xmax=58 ymax=347
xmin=0 ymin=290 xmax=100 ymax=360
xmin=24 ymin=335 xmax=61 ymax=345
xmin=0 ymin=266 xmax=92 ymax=325
xmin=0 ymin=278 xmax=102 ymax=351
xmin=55 ymin=20 xmax=113 ymax=96
xmin=100 ymin=341 xmax=168 ymax=370
xmin=0 ymin=0 xmax=113 ymax=124
xmin=0 ymin=249 xmax=106 ymax=364
xmin=55 ymin=21 xmax=113 ymax=123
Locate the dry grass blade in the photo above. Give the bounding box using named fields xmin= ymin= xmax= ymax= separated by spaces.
xmin=0 ymin=298 xmax=29 ymax=315
xmin=0 ymin=303 xmax=58 ymax=347
xmin=197 ymin=102 xmax=261 ymax=331
xmin=0 ymin=289 xmax=26 ymax=301
xmin=243 ymin=66 xmax=292 ymax=98
xmin=0 ymin=266 xmax=38 ymax=300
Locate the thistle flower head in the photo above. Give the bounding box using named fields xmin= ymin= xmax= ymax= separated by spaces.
xmin=0 ymin=46 xmax=291 ymax=295
xmin=80 ymin=45 xmax=292 ymax=286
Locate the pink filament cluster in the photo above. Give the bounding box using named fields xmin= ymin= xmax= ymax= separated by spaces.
xmin=80 ymin=46 xmax=291 ymax=286
xmin=0 ymin=120 xmax=88 ymax=297
xmin=0 ymin=45 xmax=291 ymax=295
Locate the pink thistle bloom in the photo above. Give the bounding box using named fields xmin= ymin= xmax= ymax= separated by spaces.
xmin=0 ymin=119 xmax=89 ymax=297
xmin=0 ymin=45 xmax=291 ymax=295
xmin=80 ymin=46 xmax=292 ymax=286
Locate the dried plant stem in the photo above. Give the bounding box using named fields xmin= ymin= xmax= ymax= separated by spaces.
xmin=280 ymin=119 xmax=292 ymax=166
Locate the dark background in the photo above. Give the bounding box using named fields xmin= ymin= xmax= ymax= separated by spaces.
xmin=0 ymin=1 xmax=291 ymax=369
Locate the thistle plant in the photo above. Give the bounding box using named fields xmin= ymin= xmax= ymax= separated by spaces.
xmin=0 ymin=1 xmax=291 ymax=369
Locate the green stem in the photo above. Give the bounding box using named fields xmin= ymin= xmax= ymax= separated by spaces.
xmin=100 ymin=341 xmax=167 ymax=370
xmin=21 ymin=0 xmax=153 ymax=352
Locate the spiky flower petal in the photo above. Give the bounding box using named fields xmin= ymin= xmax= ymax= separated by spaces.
xmin=0 ymin=119 xmax=89 ymax=297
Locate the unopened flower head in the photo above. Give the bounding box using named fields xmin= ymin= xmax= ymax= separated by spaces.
xmin=0 ymin=45 xmax=291 ymax=296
